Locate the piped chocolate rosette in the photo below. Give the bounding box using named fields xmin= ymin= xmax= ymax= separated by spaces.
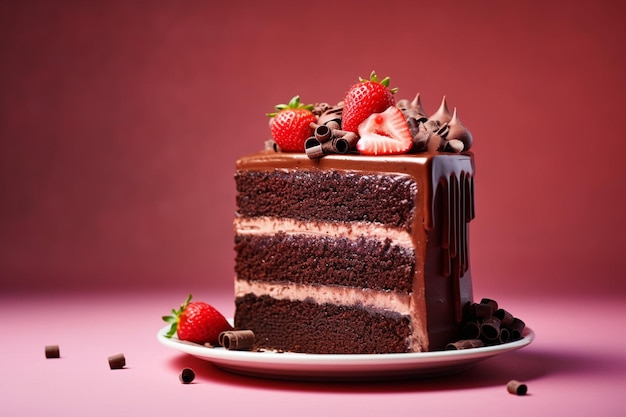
xmin=398 ymin=94 xmax=473 ymax=154
xmin=266 ymin=71 xmax=473 ymax=159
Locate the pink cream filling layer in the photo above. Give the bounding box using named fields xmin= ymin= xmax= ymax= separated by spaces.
xmin=234 ymin=216 xmax=428 ymax=351
xmin=235 ymin=279 xmax=412 ymax=315
xmin=234 ymin=217 xmax=413 ymax=247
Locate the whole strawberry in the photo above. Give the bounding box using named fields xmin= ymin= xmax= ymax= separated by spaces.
xmin=342 ymin=71 xmax=397 ymax=133
xmin=162 ymin=294 xmax=232 ymax=344
xmin=267 ymin=96 xmax=317 ymax=152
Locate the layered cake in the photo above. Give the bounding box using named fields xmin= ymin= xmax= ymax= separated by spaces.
xmin=234 ymin=72 xmax=480 ymax=354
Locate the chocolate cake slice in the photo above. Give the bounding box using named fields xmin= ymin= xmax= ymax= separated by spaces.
xmin=233 ymin=150 xmax=475 ymax=353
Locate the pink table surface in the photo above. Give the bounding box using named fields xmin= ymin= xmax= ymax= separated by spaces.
xmin=1 ymin=290 xmax=625 ymax=417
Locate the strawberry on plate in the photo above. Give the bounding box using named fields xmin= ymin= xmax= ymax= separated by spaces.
xmin=342 ymin=71 xmax=397 ymax=133
xmin=356 ymin=106 xmax=413 ymax=156
xmin=162 ymin=294 xmax=233 ymax=345
xmin=267 ymin=96 xmax=317 ymax=152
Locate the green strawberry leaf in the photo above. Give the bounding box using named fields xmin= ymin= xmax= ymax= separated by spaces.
xmin=267 ymin=96 xmax=314 ymax=117
xmin=164 ymin=322 xmax=178 ymax=338
xmin=161 ymin=294 xmax=193 ymax=339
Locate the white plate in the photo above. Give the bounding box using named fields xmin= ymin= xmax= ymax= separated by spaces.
xmin=157 ymin=323 xmax=535 ymax=381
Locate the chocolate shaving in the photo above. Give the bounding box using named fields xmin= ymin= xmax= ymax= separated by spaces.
xmin=445 ymin=339 xmax=484 ymax=350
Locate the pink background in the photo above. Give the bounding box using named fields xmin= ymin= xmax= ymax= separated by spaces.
xmin=1 ymin=1 xmax=626 ymax=415
xmin=1 ymin=0 xmax=625 ymax=297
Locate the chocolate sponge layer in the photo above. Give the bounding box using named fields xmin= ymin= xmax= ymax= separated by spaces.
xmin=235 ymin=169 xmax=417 ymax=229
xmin=235 ymin=233 xmax=415 ymax=292
xmin=234 ymin=294 xmax=411 ymax=354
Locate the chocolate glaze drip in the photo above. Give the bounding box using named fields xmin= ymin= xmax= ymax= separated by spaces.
xmin=428 ymin=156 xmax=475 ymax=323
xmin=436 ymin=171 xmax=475 ymax=322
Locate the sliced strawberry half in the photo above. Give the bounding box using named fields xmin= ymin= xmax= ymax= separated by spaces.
xmin=356 ymin=106 xmax=413 ymax=155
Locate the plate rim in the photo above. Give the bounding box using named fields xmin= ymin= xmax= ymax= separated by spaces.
xmin=157 ymin=323 xmax=535 ymax=367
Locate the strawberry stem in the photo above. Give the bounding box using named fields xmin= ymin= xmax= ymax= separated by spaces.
xmin=357 ymin=71 xmax=398 ymax=94
xmin=267 ymin=95 xmax=314 ymax=117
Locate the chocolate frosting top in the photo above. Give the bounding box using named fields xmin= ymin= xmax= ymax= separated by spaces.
xmin=236 ymin=150 xmax=474 ymax=232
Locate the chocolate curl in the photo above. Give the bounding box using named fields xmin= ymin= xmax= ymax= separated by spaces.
xmin=480 ymin=316 xmax=501 ymax=341
xmin=306 ymin=122 xmax=358 ymax=158
xmin=310 ymin=122 xmax=350 ymax=144
xmin=461 ymin=321 xmax=481 ymax=339
xmin=265 ymin=139 xmax=280 ymax=152
xmin=327 ymin=138 xmax=348 ymax=154
xmin=499 ymin=327 xmax=511 ymax=344
xmin=305 ymin=137 xmax=324 ymax=159
xmin=219 ymin=330 xmax=255 ymax=351
xmin=469 ymin=302 xmax=493 ymax=319
xmin=507 ymin=380 xmax=528 ymax=395
xmin=45 ymin=345 xmax=60 ymax=359
xmin=314 ymin=124 xmax=333 ymax=143
xmin=510 ymin=317 xmax=526 ymax=340
xmin=480 ymin=298 xmax=499 ymax=312
xmin=107 ymin=353 xmax=126 ymax=370
xmin=336 ymin=132 xmax=358 ymax=151
xmin=494 ymin=308 xmax=515 ymax=327
xmin=445 ymin=339 xmax=484 ymax=350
